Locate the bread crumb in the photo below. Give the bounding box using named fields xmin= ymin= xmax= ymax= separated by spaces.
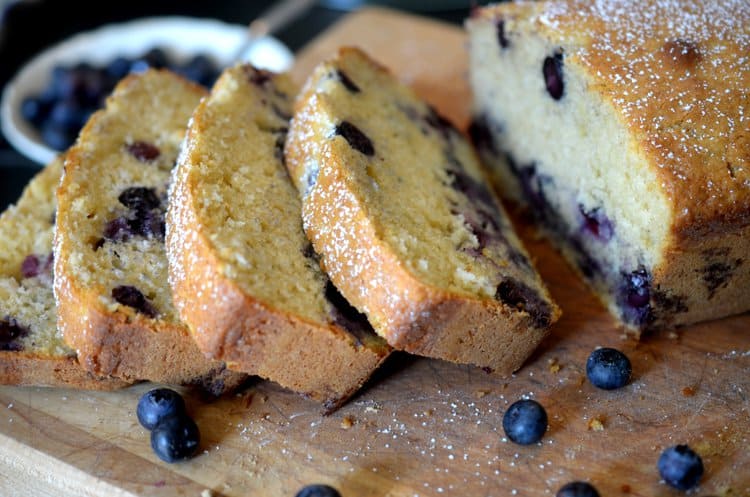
xmin=547 ymin=357 xmax=561 ymax=373
xmin=201 ymin=490 xmax=213 ymax=497
xmin=682 ymin=386 xmax=696 ymax=396
xmin=587 ymin=416 xmax=605 ymax=431
xmin=475 ymin=389 xmax=490 ymax=398
xmin=668 ymin=331 xmax=679 ymax=340
xmin=341 ymin=415 xmax=355 ymax=429
xmin=620 ymin=484 xmax=631 ymax=493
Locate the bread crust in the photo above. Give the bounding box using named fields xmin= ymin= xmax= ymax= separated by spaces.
xmin=0 ymin=352 xmax=128 ymax=390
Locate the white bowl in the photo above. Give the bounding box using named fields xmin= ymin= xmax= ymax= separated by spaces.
xmin=1 ymin=17 xmax=294 ymax=164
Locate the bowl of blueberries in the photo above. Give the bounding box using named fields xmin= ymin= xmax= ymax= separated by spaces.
xmin=1 ymin=16 xmax=294 ymax=164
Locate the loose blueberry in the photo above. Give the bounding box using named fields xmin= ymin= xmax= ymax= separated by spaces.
xmin=0 ymin=317 xmax=30 ymax=351
xmin=49 ymin=99 xmax=89 ymax=130
xmin=586 ymin=347 xmax=631 ymax=390
xmin=150 ymin=414 xmax=200 ymax=463
xmin=137 ymin=388 xmax=187 ymax=430
xmin=111 ymin=285 xmax=158 ymax=318
xmin=294 ymin=484 xmax=342 ymax=497
xmin=336 ymin=69 xmax=360 ymax=93
xmin=502 ymin=399 xmax=548 ymax=445
xmin=118 ymin=186 xmax=160 ymax=212
xmin=658 ymin=445 xmax=704 ymax=491
xmin=125 ymin=141 xmax=160 ymax=162
xmin=555 ymin=481 xmax=600 ymax=497
xmin=543 ymin=51 xmax=564 ymax=100
xmin=335 ymin=121 xmax=374 ymax=156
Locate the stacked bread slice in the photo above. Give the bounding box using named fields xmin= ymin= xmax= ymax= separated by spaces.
xmin=285 ymin=47 xmax=559 ymax=374
xmin=0 ymin=157 xmax=127 ymax=389
xmin=1 ymin=53 xmax=560 ymax=406
xmin=167 ymin=64 xmax=390 ymax=410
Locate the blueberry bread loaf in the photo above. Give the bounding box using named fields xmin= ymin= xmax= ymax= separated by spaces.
xmin=54 ymin=70 xmax=245 ymax=393
xmin=168 ymin=65 xmax=390 ymax=409
xmin=467 ymin=0 xmax=750 ymax=334
xmin=0 ymin=157 xmax=127 ymax=389
xmin=285 ymin=47 xmax=559 ymax=374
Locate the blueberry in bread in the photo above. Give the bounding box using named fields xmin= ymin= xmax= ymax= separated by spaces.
xmin=285 ymin=47 xmax=560 ymax=374
xmin=0 ymin=157 xmax=127 ymax=389
xmin=467 ymin=0 xmax=750 ymax=334
xmin=167 ymin=64 xmax=391 ymax=410
xmin=54 ymin=70 xmax=246 ymax=393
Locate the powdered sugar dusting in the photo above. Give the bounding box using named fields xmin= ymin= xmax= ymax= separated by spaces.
xmin=537 ymin=0 xmax=750 ymax=233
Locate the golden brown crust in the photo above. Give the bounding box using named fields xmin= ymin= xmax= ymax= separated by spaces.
xmin=167 ymin=67 xmax=389 ymax=408
xmin=54 ymin=71 xmax=245 ymax=392
xmin=0 ymin=352 xmax=129 ymax=390
xmin=477 ymin=0 xmax=750 ymax=239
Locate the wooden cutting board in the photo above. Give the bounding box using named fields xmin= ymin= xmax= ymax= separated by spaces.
xmin=1 ymin=7 xmax=748 ymax=497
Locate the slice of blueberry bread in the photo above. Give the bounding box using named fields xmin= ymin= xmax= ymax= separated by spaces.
xmin=467 ymin=0 xmax=750 ymax=334
xmin=285 ymin=47 xmax=560 ymax=374
xmin=0 ymin=157 xmax=127 ymax=389
xmin=54 ymin=70 xmax=246 ymax=393
xmin=168 ymin=64 xmax=391 ymax=410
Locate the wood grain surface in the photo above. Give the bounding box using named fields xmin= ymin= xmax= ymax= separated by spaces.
xmin=1 ymin=8 xmax=748 ymax=497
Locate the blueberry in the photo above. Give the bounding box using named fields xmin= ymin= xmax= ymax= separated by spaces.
xmin=496 ymin=19 xmax=509 ymax=49
xmin=294 ymin=484 xmax=342 ymax=497
xmin=125 ymin=141 xmax=160 ymax=162
xmin=658 ymin=445 xmax=704 ymax=490
xmin=150 ymin=414 xmax=200 ymax=463
xmin=118 ymin=186 xmax=160 ymax=212
xmin=40 ymin=122 xmax=77 ymax=151
xmin=586 ymin=347 xmax=631 ymax=390
xmin=137 ymin=388 xmax=187 ymax=430
xmin=49 ymin=99 xmax=88 ymax=130
xmin=579 ymin=205 xmax=613 ymax=242
xmin=335 ymin=121 xmax=374 ymax=156
xmin=50 ymin=65 xmax=85 ymax=100
xmin=178 ymin=54 xmax=217 ymax=87
xmin=106 ymin=56 xmax=133 ymax=81
xmin=132 ymin=47 xmax=169 ymax=71
xmin=496 ymin=278 xmax=553 ymax=328
xmin=103 ymin=216 xmax=134 ymax=241
xmin=336 ymin=69 xmax=360 ymax=93
xmin=21 ymin=96 xmax=51 ymax=126
xmin=543 ymin=51 xmax=564 ymax=100
xmin=0 ymin=317 xmax=30 ymax=352
xmin=111 ymin=285 xmax=158 ymax=318
xmin=20 ymin=253 xmax=53 ymax=278
xmin=624 ymin=268 xmax=650 ymax=308
xmin=131 ymin=209 xmax=165 ymax=240
xmin=555 ymin=481 xmax=600 ymax=497
xmin=502 ymin=399 xmax=548 ymax=445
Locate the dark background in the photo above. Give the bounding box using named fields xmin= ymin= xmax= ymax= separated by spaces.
xmin=0 ymin=0 xmax=486 ymax=210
